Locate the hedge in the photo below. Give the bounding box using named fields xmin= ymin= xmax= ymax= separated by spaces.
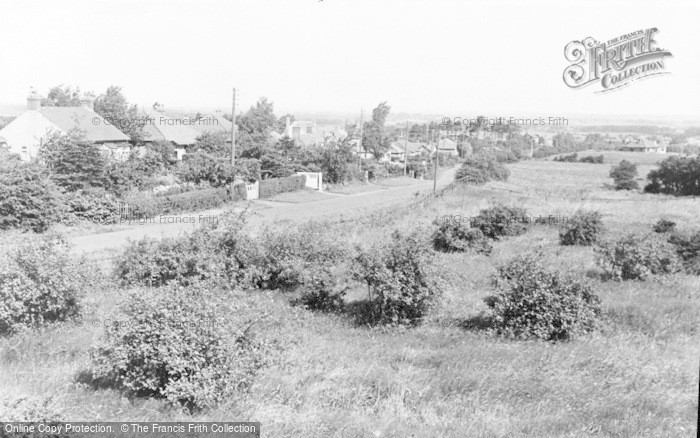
xmin=259 ymin=175 xmax=306 ymax=199
xmin=123 ymin=187 xmax=238 ymax=219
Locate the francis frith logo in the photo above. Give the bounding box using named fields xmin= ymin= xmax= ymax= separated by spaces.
xmin=563 ymin=28 xmax=672 ymax=93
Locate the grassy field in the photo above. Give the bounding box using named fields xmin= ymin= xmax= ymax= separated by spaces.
xmin=1 ymin=154 xmax=698 ymax=437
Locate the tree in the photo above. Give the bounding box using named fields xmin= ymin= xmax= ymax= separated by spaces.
xmin=362 ymin=102 xmax=392 ymax=159
xmin=236 ymin=98 xmax=277 ymax=157
xmin=42 ymin=85 xmax=81 ymax=107
xmin=0 ymin=161 xmax=63 ymax=232
xmin=94 ymin=86 xmax=145 ymax=143
xmin=39 ymin=132 xmax=107 ymax=191
xmin=609 ymin=160 xmax=639 ymax=190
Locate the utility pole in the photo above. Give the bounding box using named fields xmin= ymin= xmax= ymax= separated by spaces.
xmin=358 ymin=108 xmax=364 ymax=155
xmin=404 ymin=121 xmax=409 ymax=176
xmin=433 ymin=130 xmax=438 ymax=192
xmin=231 ymin=88 xmax=236 ymax=166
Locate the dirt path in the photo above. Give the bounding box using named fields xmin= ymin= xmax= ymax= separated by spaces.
xmin=68 ymin=167 xmax=457 ymax=255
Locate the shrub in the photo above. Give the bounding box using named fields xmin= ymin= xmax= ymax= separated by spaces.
xmin=558 ymin=210 xmax=604 ymax=246
xmin=0 ymin=161 xmax=63 ymax=232
xmin=471 ymin=204 xmax=529 ymax=240
xmin=115 ymin=213 xmax=254 ymax=287
xmin=0 ymin=395 xmax=63 ymax=422
xmin=578 ymin=154 xmax=604 ymax=164
xmin=595 ymin=234 xmax=682 ymax=280
xmin=644 ymin=156 xmax=700 ymax=196
xmin=431 ymin=218 xmax=492 ymax=254
xmin=0 ymin=235 xmax=87 ymax=334
xmin=39 ymin=132 xmax=107 ymax=191
xmin=250 ymin=221 xmax=348 ymax=290
xmin=610 ymin=160 xmax=639 ymax=190
xmin=553 ymin=152 xmax=578 ymax=162
xmin=63 ymin=189 xmax=119 ymax=225
xmin=179 ymin=153 xmax=260 ymax=187
xmin=652 ymin=218 xmax=676 ymax=233
xmin=122 ymin=187 xmax=236 ymax=219
xmin=352 ymin=230 xmax=443 ymax=325
xmin=258 ymin=174 xmax=306 ymax=198
xmin=455 ymin=156 xmax=510 ymax=184
xmin=90 ymin=283 xmax=272 ymax=411
xmin=667 ymin=230 xmax=700 ymax=275
xmin=298 ymin=266 xmax=347 ymax=312
xmin=486 ymin=254 xmax=601 ymax=341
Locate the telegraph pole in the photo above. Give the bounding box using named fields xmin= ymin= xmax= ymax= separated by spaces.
xmin=433 ymin=130 xmax=438 ymax=192
xmin=231 ymin=88 xmax=236 ymax=166
xmin=404 ymin=121 xmax=409 ymax=176
xmin=358 ymin=108 xmax=364 ymax=154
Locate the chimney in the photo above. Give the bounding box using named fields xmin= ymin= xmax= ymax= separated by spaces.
xmin=27 ymin=88 xmax=41 ymax=110
xmin=285 ymin=116 xmax=291 ymax=135
xmin=79 ymin=92 xmax=95 ymax=111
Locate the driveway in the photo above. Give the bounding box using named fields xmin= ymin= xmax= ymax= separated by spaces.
xmin=68 ymin=167 xmax=457 ymax=255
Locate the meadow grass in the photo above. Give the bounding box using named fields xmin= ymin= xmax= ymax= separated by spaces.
xmin=1 ymin=155 xmax=698 ymax=437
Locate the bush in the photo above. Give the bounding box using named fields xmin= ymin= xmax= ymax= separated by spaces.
xmin=610 ymin=160 xmax=639 ymax=190
xmin=250 ymin=221 xmax=348 ymax=290
xmin=63 ymin=189 xmax=119 ymax=225
xmin=0 ymin=235 xmax=87 ymax=334
xmin=558 ymin=210 xmax=604 ymax=246
xmin=0 ymin=395 xmax=63 ymax=423
xmin=431 ymin=218 xmax=492 ymax=254
xmin=179 ymin=153 xmax=260 ymax=187
xmin=352 ymin=230 xmax=443 ymax=325
xmin=471 ymin=204 xmax=529 ymax=240
xmin=123 ymin=187 xmax=236 ymax=219
xmin=644 ymin=156 xmax=700 ymax=196
xmin=258 ymin=174 xmax=307 ymax=199
xmin=595 ymin=234 xmax=682 ymax=280
xmin=90 ymin=283 xmax=271 ymax=411
xmin=486 ymin=254 xmax=601 ymax=341
xmin=297 ymin=266 xmax=347 ymax=312
xmin=0 ymin=161 xmax=63 ymax=232
xmin=455 ymin=156 xmax=510 ymax=184
xmin=667 ymin=230 xmax=700 ymax=274
xmin=39 ymin=132 xmax=107 ymax=191
xmin=553 ymin=152 xmax=578 ymax=162
xmin=652 ymin=218 xmax=676 ymax=233
xmin=578 ymin=154 xmax=604 ymax=164
xmin=115 ymin=213 xmax=254 ymax=287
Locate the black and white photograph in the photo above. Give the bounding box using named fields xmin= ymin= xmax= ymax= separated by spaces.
xmin=0 ymin=1 xmax=698 ymax=437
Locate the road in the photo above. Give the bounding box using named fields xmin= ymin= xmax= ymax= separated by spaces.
xmin=69 ymin=167 xmax=457 ymax=255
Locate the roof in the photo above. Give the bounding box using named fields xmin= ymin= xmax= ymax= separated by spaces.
xmin=391 ymin=140 xmax=425 ymax=154
xmin=189 ymin=114 xmax=233 ymax=135
xmin=37 ymin=106 xmax=130 ymax=143
xmin=438 ymin=138 xmax=457 ymax=150
xmin=140 ymin=107 xmax=200 ymax=146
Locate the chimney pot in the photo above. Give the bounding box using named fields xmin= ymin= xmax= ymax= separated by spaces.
xmin=27 ymin=88 xmax=41 ymax=110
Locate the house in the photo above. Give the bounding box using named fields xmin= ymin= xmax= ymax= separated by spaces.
xmin=278 ymin=117 xmax=346 ymax=148
xmin=189 ymin=113 xmax=234 ymax=136
xmin=0 ymin=90 xmax=130 ymax=161
xmin=620 ymin=136 xmax=666 ymax=153
xmin=139 ymin=106 xmax=201 ymax=160
xmin=437 ymin=137 xmax=458 ymax=156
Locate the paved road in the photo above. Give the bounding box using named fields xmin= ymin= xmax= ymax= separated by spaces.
xmin=69 ymin=167 xmax=457 ymax=255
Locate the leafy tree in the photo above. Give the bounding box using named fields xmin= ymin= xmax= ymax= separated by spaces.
xmin=42 ymin=85 xmax=81 ymax=107
xmin=362 ymin=101 xmax=392 ymax=159
xmin=0 ymin=161 xmax=63 ymax=232
xmin=319 ymin=140 xmax=360 ymax=183
xmin=236 ymin=98 xmax=278 ymax=157
xmin=609 ymin=160 xmax=639 ymax=190
xmin=190 ymin=131 xmax=230 ymax=156
xmin=39 ymin=132 xmax=107 ymax=191
xmin=94 ymin=86 xmax=145 ymax=143
xmin=645 ymin=156 xmax=700 ymax=196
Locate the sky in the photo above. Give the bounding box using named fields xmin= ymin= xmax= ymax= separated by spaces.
xmin=0 ymin=0 xmax=698 ymax=121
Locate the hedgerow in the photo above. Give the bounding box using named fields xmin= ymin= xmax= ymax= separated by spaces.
xmin=259 ymin=175 xmax=307 ymax=198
